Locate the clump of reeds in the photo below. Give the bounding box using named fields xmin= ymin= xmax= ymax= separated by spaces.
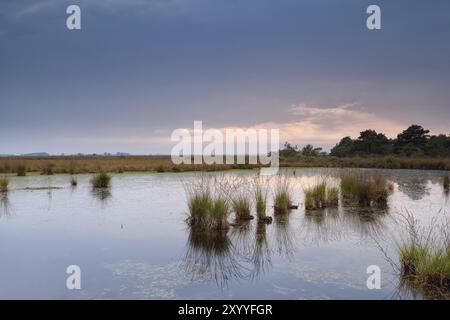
xmin=155 ymin=165 xmax=166 ymax=173
xmin=304 ymin=179 xmax=340 ymax=210
xmin=396 ymin=213 xmax=450 ymax=297
xmin=0 ymin=177 xmax=9 ymax=193
xmin=16 ymin=165 xmax=26 ymax=177
xmin=184 ymin=175 xmax=231 ymax=230
xmin=231 ymin=194 xmax=252 ymax=220
xmin=444 ymin=176 xmax=449 ymax=192
xmin=70 ymin=176 xmax=78 ymax=187
xmin=251 ymin=175 xmax=272 ymax=223
xmin=340 ymin=171 xmax=393 ymax=207
xmin=273 ymin=175 xmax=294 ymax=214
xmin=91 ymin=173 xmax=111 ymax=189
xmin=41 ymin=163 xmax=55 ymax=175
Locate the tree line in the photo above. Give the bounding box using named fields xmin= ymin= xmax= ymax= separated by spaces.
xmin=280 ymin=125 xmax=450 ymax=157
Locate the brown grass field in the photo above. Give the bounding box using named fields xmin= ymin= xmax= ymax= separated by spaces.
xmin=0 ymin=155 xmax=449 ymax=175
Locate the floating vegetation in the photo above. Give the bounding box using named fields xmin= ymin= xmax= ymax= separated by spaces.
xmin=396 ymin=213 xmax=450 ymax=299
xmin=340 ymin=171 xmax=393 ymax=207
xmin=184 ymin=175 xmax=231 ymax=231
xmin=0 ymin=177 xmax=9 ymax=193
xmin=273 ymin=175 xmax=295 ymax=214
xmin=91 ymin=173 xmax=112 ymax=189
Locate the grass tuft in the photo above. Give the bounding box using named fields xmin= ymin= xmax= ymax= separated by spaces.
xmin=0 ymin=177 xmax=9 ymax=193
xmin=91 ymin=173 xmax=111 ymax=189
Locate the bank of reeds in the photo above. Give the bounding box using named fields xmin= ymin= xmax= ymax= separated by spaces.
xmin=91 ymin=173 xmax=111 ymax=189
xmin=16 ymin=165 xmax=26 ymax=176
xmin=340 ymin=171 xmax=393 ymax=207
xmin=184 ymin=175 xmax=231 ymax=230
xmin=396 ymin=213 xmax=450 ymax=298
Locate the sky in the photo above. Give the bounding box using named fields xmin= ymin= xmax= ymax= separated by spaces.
xmin=1 ymin=0 xmax=449 ymax=154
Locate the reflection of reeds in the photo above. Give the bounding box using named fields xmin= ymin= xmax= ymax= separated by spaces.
xmin=0 ymin=193 xmax=11 ymax=217
xmin=70 ymin=176 xmax=78 ymax=187
xmin=250 ymin=222 xmax=272 ymax=280
xmin=183 ymin=227 xmax=244 ymax=287
xmin=443 ymin=176 xmax=449 ymax=192
xmin=396 ymin=212 xmax=450 ymax=299
xmin=273 ymin=214 xmax=295 ymax=258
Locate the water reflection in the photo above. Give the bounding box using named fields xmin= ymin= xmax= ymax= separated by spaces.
xmin=0 ymin=193 xmax=11 ymax=218
xmin=342 ymin=207 xmax=388 ymax=239
xmin=250 ymin=222 xmax=272 ymax=280
xmin=302 ymin=208 xmax=342 ymax=244
xmin=183 ymin=227 xmax=245 ymax=287
xmin=273 ymin=214 xmax=296 ymax=258
xmin=397 ymin=178 xmax=430 ymax=201
xmin=91 ymin=189 xmax=112 ymax=204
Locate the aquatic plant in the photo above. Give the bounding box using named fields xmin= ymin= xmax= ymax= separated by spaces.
xmin=304 ymin=179 xmax=340 ymax=210
xmin=70 ymin=176 xmax=78 ymax=187
xmin=231 ymin=194 xmax=252 ymax=220
xmin=91 ymin=173 xmax=111 ymax=189
xmin=340 ymin=171 xmax=393 ymax=207
xmin=0 ymin=178 xmax=9 ymax=193
xmin=41 ymin=163 xmax=55 ymax=175
xmin=184 ymin=175 xmax=231 ymax=230
xmin=16 ymin=165 xmax=26 ymax=177
xmin=396 ymin=213 xmax=450 ymax=298
xmin=273 ymin=175 xmax=294 ymax=214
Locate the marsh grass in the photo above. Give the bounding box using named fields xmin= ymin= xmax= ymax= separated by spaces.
xmin=16 ymin=165 xmax=26 ymax=176
xmin=273 ymin=175 xmax=294 ymax=214
xmin=0 ymin=177 xmax=9 ymax=193
xmin=304 ymin=178 xmax=340 ymax=210
xmin=91 ymin=173 xmax=111 ymax=189
xmin=41 ymin=163 xmax=55 ymax=175
xmin=251 ymin=175 xmax=271 ymax=223
xmin=184 ymin=175 xmax=231 ymax=230
xmin=70 ymin=176 xmax=78 ymax=187
xmin=340 ymin=171 xmax=393 ymax=207
xmin=396 ymin=213 xmax=450 ymax=298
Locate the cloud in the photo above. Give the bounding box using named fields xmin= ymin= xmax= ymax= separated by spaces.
xmin=250 ymin=103 xmax=406 ymax=149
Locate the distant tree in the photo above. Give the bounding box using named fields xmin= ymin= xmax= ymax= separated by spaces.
xmin=423 ymin=134 xmax=450 ymax=156
xmin=330 ymin=136 xmax=355 ymax=157
xmin=301 ymin=144 xmax=323 ymax=157
xmin=279 ymin=142 xmax=299 ymax=157
xmin=395 ymin=125 xmax=430 ymax=155
xmin=355 ymin=129 xmax=392 ymax=155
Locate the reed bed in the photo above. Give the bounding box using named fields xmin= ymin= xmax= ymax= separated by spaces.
xmin=91 ymin=173 xmax=112 ymax=189
xmin=303 ymin=177 xmax=340 ymax=210
xmin=340 ymin=171 xmax=393 ymax=207
xmin=396 ymin=213 xmax=450 ymax=298
xmin=0 ymin=177 xmax=9 ymax=193
xmin=184 ymin=175 xmax=231 ymax=230
xmin=273 ymin=175 xmax=295 ymax=214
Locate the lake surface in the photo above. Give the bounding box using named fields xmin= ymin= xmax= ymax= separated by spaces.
xmin=0 ymin=168 xmax=449 ymax=299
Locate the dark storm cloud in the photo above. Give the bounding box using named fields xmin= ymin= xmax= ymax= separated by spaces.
xmin=1 ymin=0 xmax=450 ymax=154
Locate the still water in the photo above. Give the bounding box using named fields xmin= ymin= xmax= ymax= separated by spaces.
xmin=0 ymin=168 xmax=448 ymax=299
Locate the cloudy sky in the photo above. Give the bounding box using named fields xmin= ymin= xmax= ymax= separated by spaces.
xmin=1 ymin=0 xmax=449 ymax=154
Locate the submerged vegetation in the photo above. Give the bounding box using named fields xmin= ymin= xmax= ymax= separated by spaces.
xmin=0 ymin=177 xmax=9 ymax=193
xmin=91 ymin=173 xmax=112 ymax=189
xmin=396 ymin=213 xmax=450 ymax=299
xmin=340 ymin=171 xmax=393 ymax=207
xmin=444 ymin=176 xmax=449 ymax=192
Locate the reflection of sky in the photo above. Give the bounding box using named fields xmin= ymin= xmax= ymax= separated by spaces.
xmin=1 ymin=1 xmax=450 ymax=154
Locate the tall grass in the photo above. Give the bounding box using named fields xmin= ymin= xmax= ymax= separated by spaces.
xmin=304 ymin=179 xmax=340 ymax=210
xmin=184 ymin=175 xmax=231 ymax=230
xmin=91 ymin=173 xmax=111 ymax=189
xmin=396 ymin=213 xmax=450 ymax=298
xmin=340 ymin=171 xmax=393 ymax=207
xmin=252 ymin=175 xmax=269 ymax=221
xmin=273 ymin=175 xmax=293 ymax=214
xmin=0 ymin=178 xmax=8 ymax=193
xmin=16 ymin=165 xmax=26 ymax=177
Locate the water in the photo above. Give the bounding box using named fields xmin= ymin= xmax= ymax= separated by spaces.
xmin=0 ymin=168 xmax=448 ymax=299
